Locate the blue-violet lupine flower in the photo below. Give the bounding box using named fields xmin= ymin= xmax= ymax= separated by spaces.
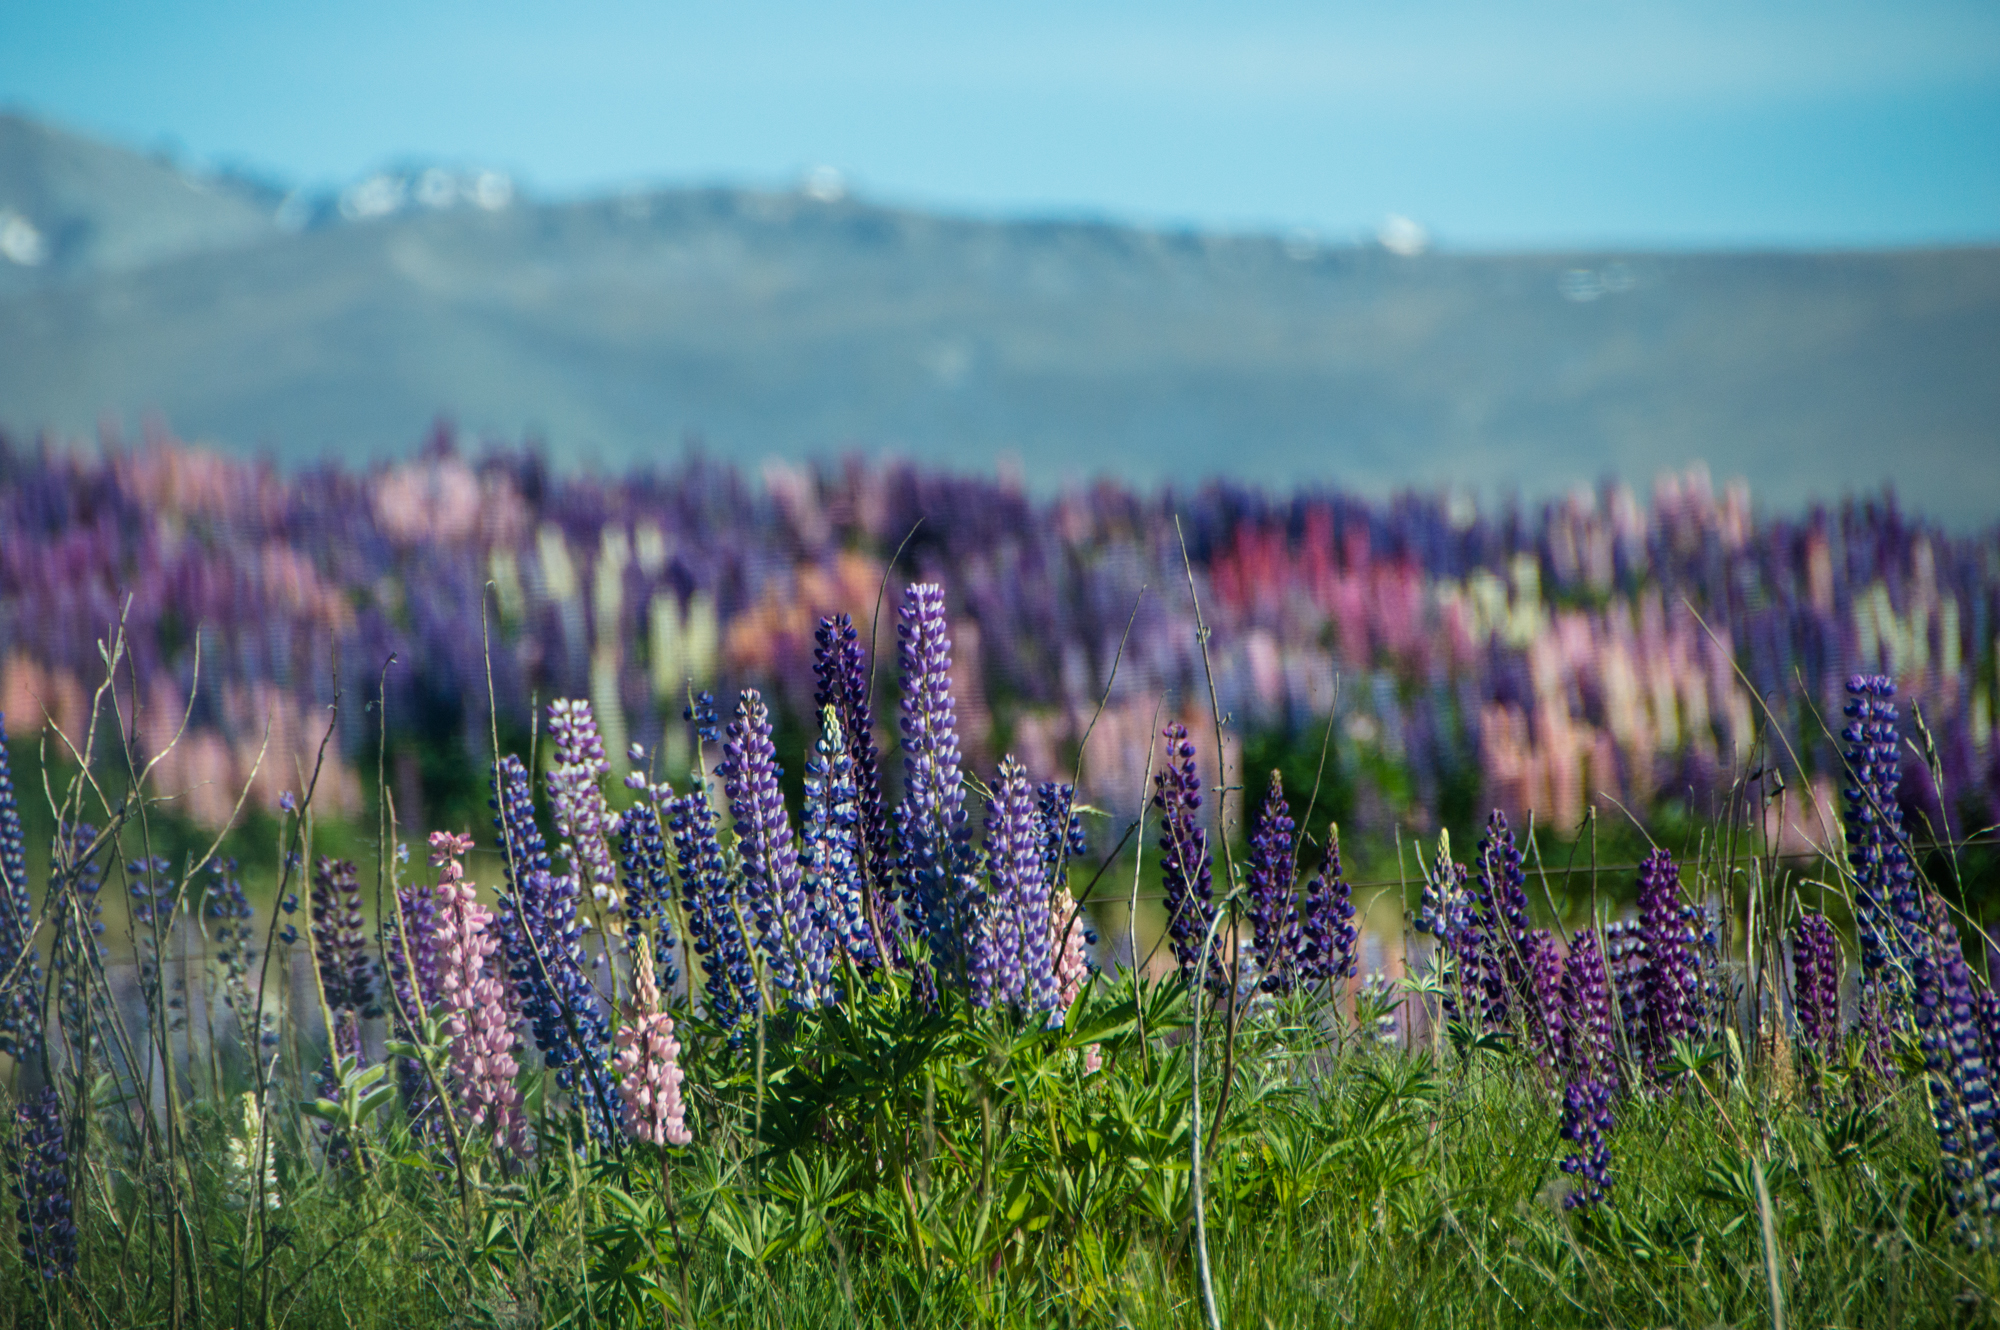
xmin=1246 ymin=772 xmax=1301 ymax=994
xmin=1153 ymin=723 xmax=1218 ymax=983
xmin=1792 ymin=912 xmax=1842 ymax=1064
xmin=721 ymin=688 xmax=825 ymax=1007
xmin=802 ymin=708 xmax=876 ymax=978
xmin=815 ymin=614 xmax=897 ymax=954
xmin=1636 ymin=849 xmax=1699 ymax=1080
xmin=1297 ymin=827 xmax=1358 ymax=986
xmin=669 ymin=784 xmax=760 ymax=1034
xmin=1416 ymin=834 xmax=1497 ymax=1026
xmin=616 ymin=800 xmax=683 ymax=992
xmin=1843 ymin=674 xmax=1926 ymax=995
xmin=897 ymin=584 xmax=977 ymax=972
xmin=974 ymin=757 xmax=1049 ymax=1014
xmin=498 ymin=866 xmax=621 ymax=1141
xmin=51 ymin=823 xmax=105 ymax=1057
xmin=9 ymin=1087 xmax=76 ymax=1279
xmin=1913 ymin=895 xmax=2000 ymax=1242
xmin=311 ymin=858 xmax=379 ymax=1019
xmin=1476 ymin=811 xmax=1532 ymax=984
xmin=1523 ymin=929 xmax=1565 ymax=1072
xmin=0 ymin=714 xmax=42 ymax=1060
xmin=1557 ymin=1078 xmax=1615 ymax=1210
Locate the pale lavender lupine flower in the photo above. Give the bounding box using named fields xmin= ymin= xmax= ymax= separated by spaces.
xmin=547 ymin=698 xmax=622 ymax=907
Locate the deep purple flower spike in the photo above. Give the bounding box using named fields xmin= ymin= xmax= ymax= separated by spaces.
xmin=1246 ymin=772 xmax=1301 ymax=993
xmin=1153 ymin=723 xmax=1218 ymax=984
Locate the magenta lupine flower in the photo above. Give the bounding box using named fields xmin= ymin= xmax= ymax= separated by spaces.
xmin=547 ymin=698 xmax=622 ymax=907
xmin=1792 ymin=912 xmax=1842 ymax=1064
xmin=1636 ymin=849 xmax=1699 ymax=1080
xmin=721 ymin=688 xmax=824 ymax=1007
xmin=1560 ymin=930 xmax=1618 ymax=1088
xmin=1153 ymin=723 xmax=1217 ymax=982
xmin=897 ymin=584 xmax=975 ymax=970
xmin=614 ymin=947 xmax=692 ymax=1148
xmin=1297 ymin=829 xmax=1358 ymax=987
xmin=1246 ymin=772 xmax=1301 ymax=994
xmin=430 ymin=831 xmax=531 ymax=1159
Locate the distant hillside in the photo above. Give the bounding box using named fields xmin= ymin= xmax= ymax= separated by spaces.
xmin=2 ymin=115 xmax=1996 ymax=524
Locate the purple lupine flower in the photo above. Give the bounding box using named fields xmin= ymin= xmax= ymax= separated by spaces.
xmin=1153 ymin=722 xmax=1218 ymax=983
xmin=616 ymin=800 xmax=683 ymax=992
xmin=684 ymin=691 xmax=721 ymax=747
xmin=976 ymin=757 xmax=1051 ymax=1015
xmin=1560 ymin=930 xmax=1618 ymax=1087
xmin=1557 ymin=1078 xmax=1615 ymax=1210
xmin=814 ymin=614 xmax=897 ymax=956
xmin=668 ymin=785 xmax=760 ymax=1036
xmin=1604 ymin=920 xmax=1649 ymax=1052
xmin=1415 ymin=837 xmax=1497 ymax=1025
xmin=721 ymin=688 xmax=825 ymax=1007
xmin=1792 ymin=913 xmax=1842 ymax=1064
xmin=1034 ymin=782 xmax=1089 ymax=889
xmin=311 ymin=858 xmax=379 ymax=1019
xmin=1523 ymin=929 xmax=1565 ymax=1072
xmin=8 ymin=1088 xmax=76 ymax=1279
xmin=547 ymin=698 xmax=621 ymax=907
xmin=384 ymin=852 xmax=444 ymax=1133
xmin=1913 ymin=896 xmax=2000 ymax=1241
xmin=1477 ymin=811 xmax=1532 ymax=984
xmin=50 ymin=823 xmax=105 ymax=1058
xmin=1246 ymin=772 xmax=1301 ymax=994
xmin=897 ymin=584 xmax=976 ymax=971
xmin=1297 ymin=828 xmax=1358 ymax=987
xmin=1636 ymin=849 xmax=1700 ymax=1079
xmin=1843 ymin=675 xmax=1928 ymax=1012
xmin=0 ymin=714 xmax=43 ymax=1061
xmin=802 ymin=710 xmax=876 ymax=977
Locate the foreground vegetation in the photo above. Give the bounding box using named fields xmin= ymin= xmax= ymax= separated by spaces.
xmin=1 ymin=583 xmax=1995 ymax=1329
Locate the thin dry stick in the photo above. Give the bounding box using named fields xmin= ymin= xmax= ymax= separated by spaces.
xmin=1187 ymin=898 xmax=1232 ymax=1330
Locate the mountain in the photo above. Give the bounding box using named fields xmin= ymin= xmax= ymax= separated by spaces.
xmin=2 ymin=115 xmax=1996 ymax=525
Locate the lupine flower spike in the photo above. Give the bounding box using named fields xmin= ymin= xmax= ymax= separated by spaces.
xmin=1792 ymin=912 xmax=1842 ymax=1067
xmin=1298 ymin=825 xmax=1358 ymax=989
xmin=1636 ymin=849 xmax=1699 ymax=1081
xmin=721 ymin=688 xmax=825 ymax=1008
xmin=1246 ymin=772 xmax=1301 ymax=993
xmin=897 ymin=584 xmax=975 ymax=972
xmin=432 ymin=831 xmax=531 ymax=1159
xmin=1558 ymin=1078 xmax=1615 ymax=1210
xmin=1153 ymin=723 xmax=1218 ymax=984
xmin=9 ymin=1088 xmax=76 ymax=1279
xmin=0 ymin=714 xmax=44 ymax=1061
xmin=614 ymin=945 xmax=693 ymax=1148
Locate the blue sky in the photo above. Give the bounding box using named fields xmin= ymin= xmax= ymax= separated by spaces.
xmin=3 ymin=0 xmax=1997 ymax=248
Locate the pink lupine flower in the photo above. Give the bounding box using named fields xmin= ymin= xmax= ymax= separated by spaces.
xmin=1051 ymin=884 xmax=1101 ymax=1072
xmin=614 ymin=947 xmax=692 ymax=1148
xmin=431 ymin=831 xmax=532 ymax=1159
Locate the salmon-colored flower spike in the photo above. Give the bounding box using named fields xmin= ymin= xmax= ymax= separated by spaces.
xmin=431 ymin=830 xmax=532 ymax=1160
xmin=614 ymin=947 xmax=692 ymax=1148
